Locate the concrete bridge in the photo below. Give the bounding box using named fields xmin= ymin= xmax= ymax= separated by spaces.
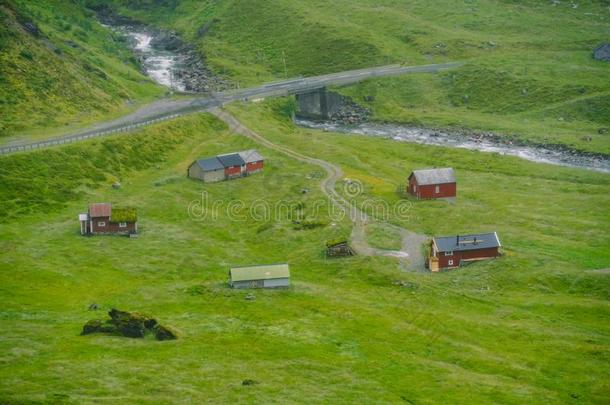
xmin=295 ymin=87 xmax=344 ymax=120
xmin=0 ymin=62 xmax=462 ymax=154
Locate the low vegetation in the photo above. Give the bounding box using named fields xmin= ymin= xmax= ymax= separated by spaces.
xmin=0 ymin=0 xmax=162 ymax=139
xmin=0 ymin=107 xmax=608 ymax=402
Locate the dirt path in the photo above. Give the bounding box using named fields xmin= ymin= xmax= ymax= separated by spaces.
xmin=211 ymin=108 xmax=428 ymax=270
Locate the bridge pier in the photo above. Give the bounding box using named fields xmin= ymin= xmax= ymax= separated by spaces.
xmin=295 ymin=87 xmax=343 ymax=120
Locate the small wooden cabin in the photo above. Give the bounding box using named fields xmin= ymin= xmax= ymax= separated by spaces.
xmin=229 ymin=264 xmax=290 ymax=289
xmin=408 ymin=168 xmax=456 ymax=199
xmin=188 ymin=150 xmax=264 ymax=183
xmin=428 ymin=232 xmax=501 ymax=271
xmin=80 ymin=203 xmax=137 ymax=236
xmin=238 ymin=149 xmax=265 ymax=175
xmin=188 ymin=157 xmax=225 ymax=183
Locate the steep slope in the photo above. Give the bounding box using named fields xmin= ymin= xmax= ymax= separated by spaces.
xmin=0 ymin=0 xmax=162 ymax=138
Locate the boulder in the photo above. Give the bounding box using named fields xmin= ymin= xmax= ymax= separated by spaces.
xmin=81 ymin=319 xmax=119 ymax=335
xmin=22 ymin=21 xmax=40 ymax=37
xmin=81 ymin=309 xmax=176 ymax=340
xmin=108 ymin=308 xmax=156 ymax=338
xmin=242 ymin=379 xmax=258 ymax=386
xmin=593 ymin=43 xmax=610 ymax=62
xmin=153 ymin=324 xmax=178 ymax=341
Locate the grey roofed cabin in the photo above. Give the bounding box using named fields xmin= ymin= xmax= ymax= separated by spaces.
xmin=409 ymin=167 xmax=456 ymax=185
xmin=188 ymin=157 xmax=225 ymax=183
xmin=229 ymin=263 xmax=290 ymax=289
xmin=434 ymin=232 xmax=501 ymax=252
xmin=216 ymin=153 xmax=245 ymax=168
xmin=238 ymin=149 xmax=264 ymax=164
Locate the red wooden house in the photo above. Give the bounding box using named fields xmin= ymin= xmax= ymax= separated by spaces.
xmin=428 ymin=232 xmax=501 ymax=271
xmin=79 ymin=203 xmax=137 ymax=236
xmin=408 ymin=168 xmax=456 ymax=199
xmin=216 ymin=153 xmax=246 ymax=179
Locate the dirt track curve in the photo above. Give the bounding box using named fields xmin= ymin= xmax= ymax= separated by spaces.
xmin=211 ymin=108 xmax=428 ymax=270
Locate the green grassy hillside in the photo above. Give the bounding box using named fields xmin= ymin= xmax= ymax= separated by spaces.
xmin=0 ymin=0 xmax=162 ymax=138
xmin=0 ymin=108 xmax=608 ymax=403
xmin=105 ymin=0 xmax=610 ymax=153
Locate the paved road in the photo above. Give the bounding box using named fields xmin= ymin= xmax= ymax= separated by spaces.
xmin=0 ymin=62 xmax=461 ymax=155
xmin=211 ymin=108 xmax=428 ymax=270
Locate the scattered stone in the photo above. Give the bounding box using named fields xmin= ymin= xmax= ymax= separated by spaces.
xmin=150 ymin=30 xmax=183 ymax=51
xmin=598 ymin=128 xmax=608 ymax=134
xmin=329 ymin=99 xmax=371 ymax=124
xmin=581 ymin=135 xmax=592 ymax=142
xmin=392 ymin=280 xmax=418 ymax=289
xmin=242 ymin=379 xmax=258 ymax=386
xmin=245 ymin=294 xmax=256 ymax=301
xmin=64 ymin=40 xmax=79 ymax=49
xmin=364 ymin=95 xmax=376 ymax=102
xmin=592 ymin=43 xmax=610 ymax=62
xmin=301 ymin=188 xmax=309 ymax=194
xmin=81 ymin=309 xmax=176 ymax=341
xmin=22 ymin=21 xmax=40 ymax=37
xmin=112 ymin=182 xmax=121 ymax=189
xmin=88 ymin=302 xmax=99 ymax=311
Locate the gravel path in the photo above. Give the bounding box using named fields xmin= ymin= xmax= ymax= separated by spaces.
xmin=211 ymin=108 xmax=428 ymax=270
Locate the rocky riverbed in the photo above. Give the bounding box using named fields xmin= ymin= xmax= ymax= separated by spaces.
xmin=100 ymin=15 xmax=229 ymax=93
xmin=295 ymin=119 xmax=610 ymax=173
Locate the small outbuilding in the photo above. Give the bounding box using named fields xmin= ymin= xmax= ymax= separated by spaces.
xmin=238 ymin=149 xmax=265 ymax=175
xmin=229 ymin=263 xmax=290 ymax=289
xmin=427 ymin=232 xmax=501 ymax=271
xmin=188 ymin=150 xmax=264 ymax=183
xmin=79 ymin=203 xmax=137 ymax=236
xmin=188 ymin=157 xmax=225 ymax=183
xmin=408 ymin=168 xmax=456 ymax=199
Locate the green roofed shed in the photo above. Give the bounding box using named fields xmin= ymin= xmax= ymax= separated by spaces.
xmin=229 ymin=264 xmax=290 ymax=289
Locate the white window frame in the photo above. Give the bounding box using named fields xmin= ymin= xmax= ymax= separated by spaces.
xmin=119 ymin=222 xmax=127 ymax=228
xmin=444 ymin=251 xmax=453 ymax=256
xmin=435 ymin=185 xmax=440 ymax=193
xmin=97 ymin=221 xmax=106 ymax=227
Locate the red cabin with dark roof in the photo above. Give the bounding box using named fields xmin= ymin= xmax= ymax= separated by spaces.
xmin=428 ymin=232 xmax=501 ymax=271
xmin=408 ymin=168 xmax=456 ymax=199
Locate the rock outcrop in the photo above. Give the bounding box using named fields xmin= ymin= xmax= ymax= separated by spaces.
xmin=81 ymin=308 xmax=177 ymax=340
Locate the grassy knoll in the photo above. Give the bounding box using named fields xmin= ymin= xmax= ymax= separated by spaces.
xmin=0 ymin=0 xmax=163 ymax=138
xmin=1 ymin=108 xmax=609 ymax=402
xmin=105 ymin=0 xmax=610 ymax=154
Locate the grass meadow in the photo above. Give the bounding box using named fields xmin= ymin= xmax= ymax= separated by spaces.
xmin=1 ymin=107 xmax=608 ymax=403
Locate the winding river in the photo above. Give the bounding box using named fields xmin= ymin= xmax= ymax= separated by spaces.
xmin=109 ymin=24 xmax=609 ymax=174
xmin=296 ymin=119 xmax=610 ymax=173
xmin=128 ymin=31 xmax=186 ymax=92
